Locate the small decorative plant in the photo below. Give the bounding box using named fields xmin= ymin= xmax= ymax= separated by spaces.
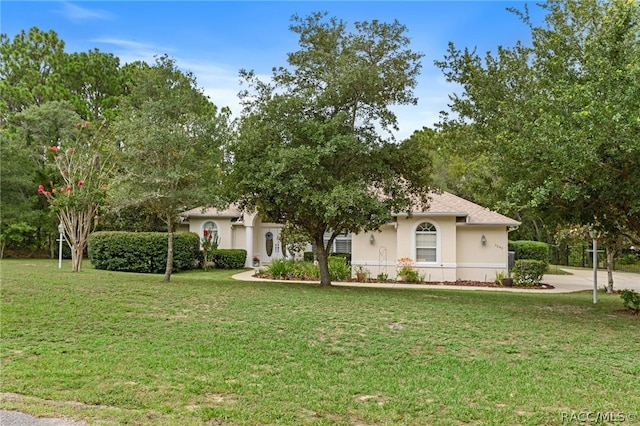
xmin=201 ymin=229 xmax=219 ymax=269
xmin=377 ymin=272 xmax=388 ymax=282
xmin=397 ymin=257 xmax=420 ymax=282
xmin=354 ymin=265 xmax=369 ymax=282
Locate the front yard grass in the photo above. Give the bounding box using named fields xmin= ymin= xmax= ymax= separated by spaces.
xmin=1 ymin=259 xmax=638 ymax=425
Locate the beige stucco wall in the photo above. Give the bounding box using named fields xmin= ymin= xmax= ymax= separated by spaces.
xmin=351 ymin=216 xmax=510 ymax=282
xmin=351 ymin=223 xmax=398 ymax=278
xmin=455 ymin=225 xmax=509 ymax=281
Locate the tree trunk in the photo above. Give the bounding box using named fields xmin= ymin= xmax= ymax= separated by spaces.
xmin=313 ymin=236 xmax=331 ymax=286
xmin=164 ymin=216 xmax=174 ymax=282
xmin=606 ymin=246 xmax=615 ymax=294
xmin=59 ymin=205 xmax=94 ymax=272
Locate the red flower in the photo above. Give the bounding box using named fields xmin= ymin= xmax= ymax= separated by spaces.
xmin=67 ymin=186 xmax=72 ymax=191
xmin=203 ymin=229 xmax=209 ymax=237
xmin=38 ymin=185 xmax=44 ymax=194
xmin=45 ymin=191 xmax=51 ymax=197
xmin=77 ymin=180 xmax=84 ymax=187
xmin=47 ymin=146 xmax=59 ymax=152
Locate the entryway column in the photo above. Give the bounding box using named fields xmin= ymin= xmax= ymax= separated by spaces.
xmin=245 ymin=225 xmax=253 ymax=267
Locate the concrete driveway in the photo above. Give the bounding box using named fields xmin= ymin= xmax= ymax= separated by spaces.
xmin=541 ymin=267 xmax=640 ymax=293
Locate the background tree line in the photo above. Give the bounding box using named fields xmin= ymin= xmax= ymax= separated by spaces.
xmin=2 ymin=1 xmax=638 ymax=284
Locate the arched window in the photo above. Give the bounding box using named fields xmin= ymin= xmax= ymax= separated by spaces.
xmin=202 ymin=221 xmax=219 ymax=246
xmin=416 ymin=222 xmax=437 ymax=262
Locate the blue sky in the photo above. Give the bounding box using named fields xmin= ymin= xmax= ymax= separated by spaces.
xmin=2 ymin=1 xmax=546 ymax=140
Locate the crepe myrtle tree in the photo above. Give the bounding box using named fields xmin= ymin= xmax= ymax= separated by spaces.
xmin=38 ymin=120 xmax=114 ymax=272
xmin=227 ymin=12 xmax=433 ymax=285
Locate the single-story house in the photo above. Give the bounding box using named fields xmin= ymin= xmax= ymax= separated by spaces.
xmin=180 ymin=191 xmax=520 ymax=282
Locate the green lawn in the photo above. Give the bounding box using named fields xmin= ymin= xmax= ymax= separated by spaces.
xmin=1 ymin=259 xmax=638 ymax=425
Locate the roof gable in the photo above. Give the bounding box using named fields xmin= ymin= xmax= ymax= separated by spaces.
xmin=405 ymin=191 xmax=520 ymax=226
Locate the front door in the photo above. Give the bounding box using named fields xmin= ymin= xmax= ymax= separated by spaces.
xmin=262 ymin=227 xmax=284 ymax=262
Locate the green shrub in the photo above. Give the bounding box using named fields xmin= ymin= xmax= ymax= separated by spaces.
xmin=617 ymin=253 xmax=638 ymax=265
xmin=329 ymin=256 xmax=351 ymax=281
xmin=303 ymin=251 xmax=314 ymax=262
xmin=261 ymin=258 xmax=351 ymax=281
xmin=513 ymin=259 xmax=547 ymax=286
xmin=509 ymin=240 xmax=550 ymax=265
xmin=89 ymin=231 xmax=200 ymax=273
xmin=211 ymin=249 xmax=247 ymax=269
xmin=266 ymin=258 xmax=292 ymax=279
xmin=620 ymin=289 xmax=640 ymax=313
xmin=330 ymin=252 xmax=351 ymax=265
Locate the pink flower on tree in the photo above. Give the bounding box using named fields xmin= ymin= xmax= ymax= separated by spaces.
xmin=38 ymin=185 xmax=44 ymax=194
xmin=45 ymin=191 xmax=51 ymax=197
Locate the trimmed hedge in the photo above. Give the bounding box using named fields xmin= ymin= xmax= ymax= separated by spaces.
xmin=513 ymin=259 xmax=547 ymax=286
xmin=211 ymin=249 xmax=247 ymax=269
xmin=509 ymin=240 xmax=550 ymax=265
xmin=303 ymin=251 xmax=315 ymax=262
xmin=89 ymin=231 xmax=200 ymax=273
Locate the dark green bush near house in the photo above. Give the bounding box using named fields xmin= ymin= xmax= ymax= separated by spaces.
xmin=509 ymin=240 xmax=550 ymax=265
xmin=620 ymin=290 xmax=640 ymax=313
xmin=513 ymin=259 xmax=547 ymax=286
xmin=211 ymin=249 xmax=247 ymax=269
xmin=303 ymin=251 xmax=314 ymax=262
xmin=89 ymin=231 xmax=200 ymax=273
xmin=330 ymin=252 xmax=351 ymax=265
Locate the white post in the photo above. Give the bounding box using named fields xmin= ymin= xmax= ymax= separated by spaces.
xmin=592 ymin=236 xmax=598 ymax=304
xmin=245 ymin=225 xmax=253 ymax=267
xmin=589 ymin=226 xmax=599 ymax=304
xmin=57 ymin=223 xmax=64 ymax=269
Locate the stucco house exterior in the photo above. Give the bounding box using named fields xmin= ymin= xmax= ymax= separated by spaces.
xmin=180 ymin=191 xmax=520 ymax=282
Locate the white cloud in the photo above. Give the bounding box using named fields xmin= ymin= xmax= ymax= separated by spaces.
xmin=90 ymin=37 xmax=173 ymax=65
xmin=57 ymin=2 xmax=113 ymax=23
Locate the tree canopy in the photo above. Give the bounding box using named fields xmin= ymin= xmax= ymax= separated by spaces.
xmin=227 ymin=12 xmax=432 ymax=285
xmin=436 ymin=0 xmax=640 ymax=244
xmin=112 ymin=55 xmax=233 ymax=281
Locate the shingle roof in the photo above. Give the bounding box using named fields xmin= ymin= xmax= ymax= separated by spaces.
xmin=405 ymin=191 xmax=520 ymax=226
xmin=181 ymin=192 xmax=520 ymax=226
xmin=181 ymin=204 xmax=243 ymax=218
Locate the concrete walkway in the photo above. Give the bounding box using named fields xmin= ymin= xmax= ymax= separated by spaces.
xmin=232 ymin=267 xmax=640 ymax=294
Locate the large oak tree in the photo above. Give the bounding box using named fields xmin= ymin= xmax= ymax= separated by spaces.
xmin=227 ymin=12 xmax=433 ymax=285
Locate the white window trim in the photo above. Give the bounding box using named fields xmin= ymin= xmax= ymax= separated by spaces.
xmin=412 ymin=220 xmax=441 ymax=266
